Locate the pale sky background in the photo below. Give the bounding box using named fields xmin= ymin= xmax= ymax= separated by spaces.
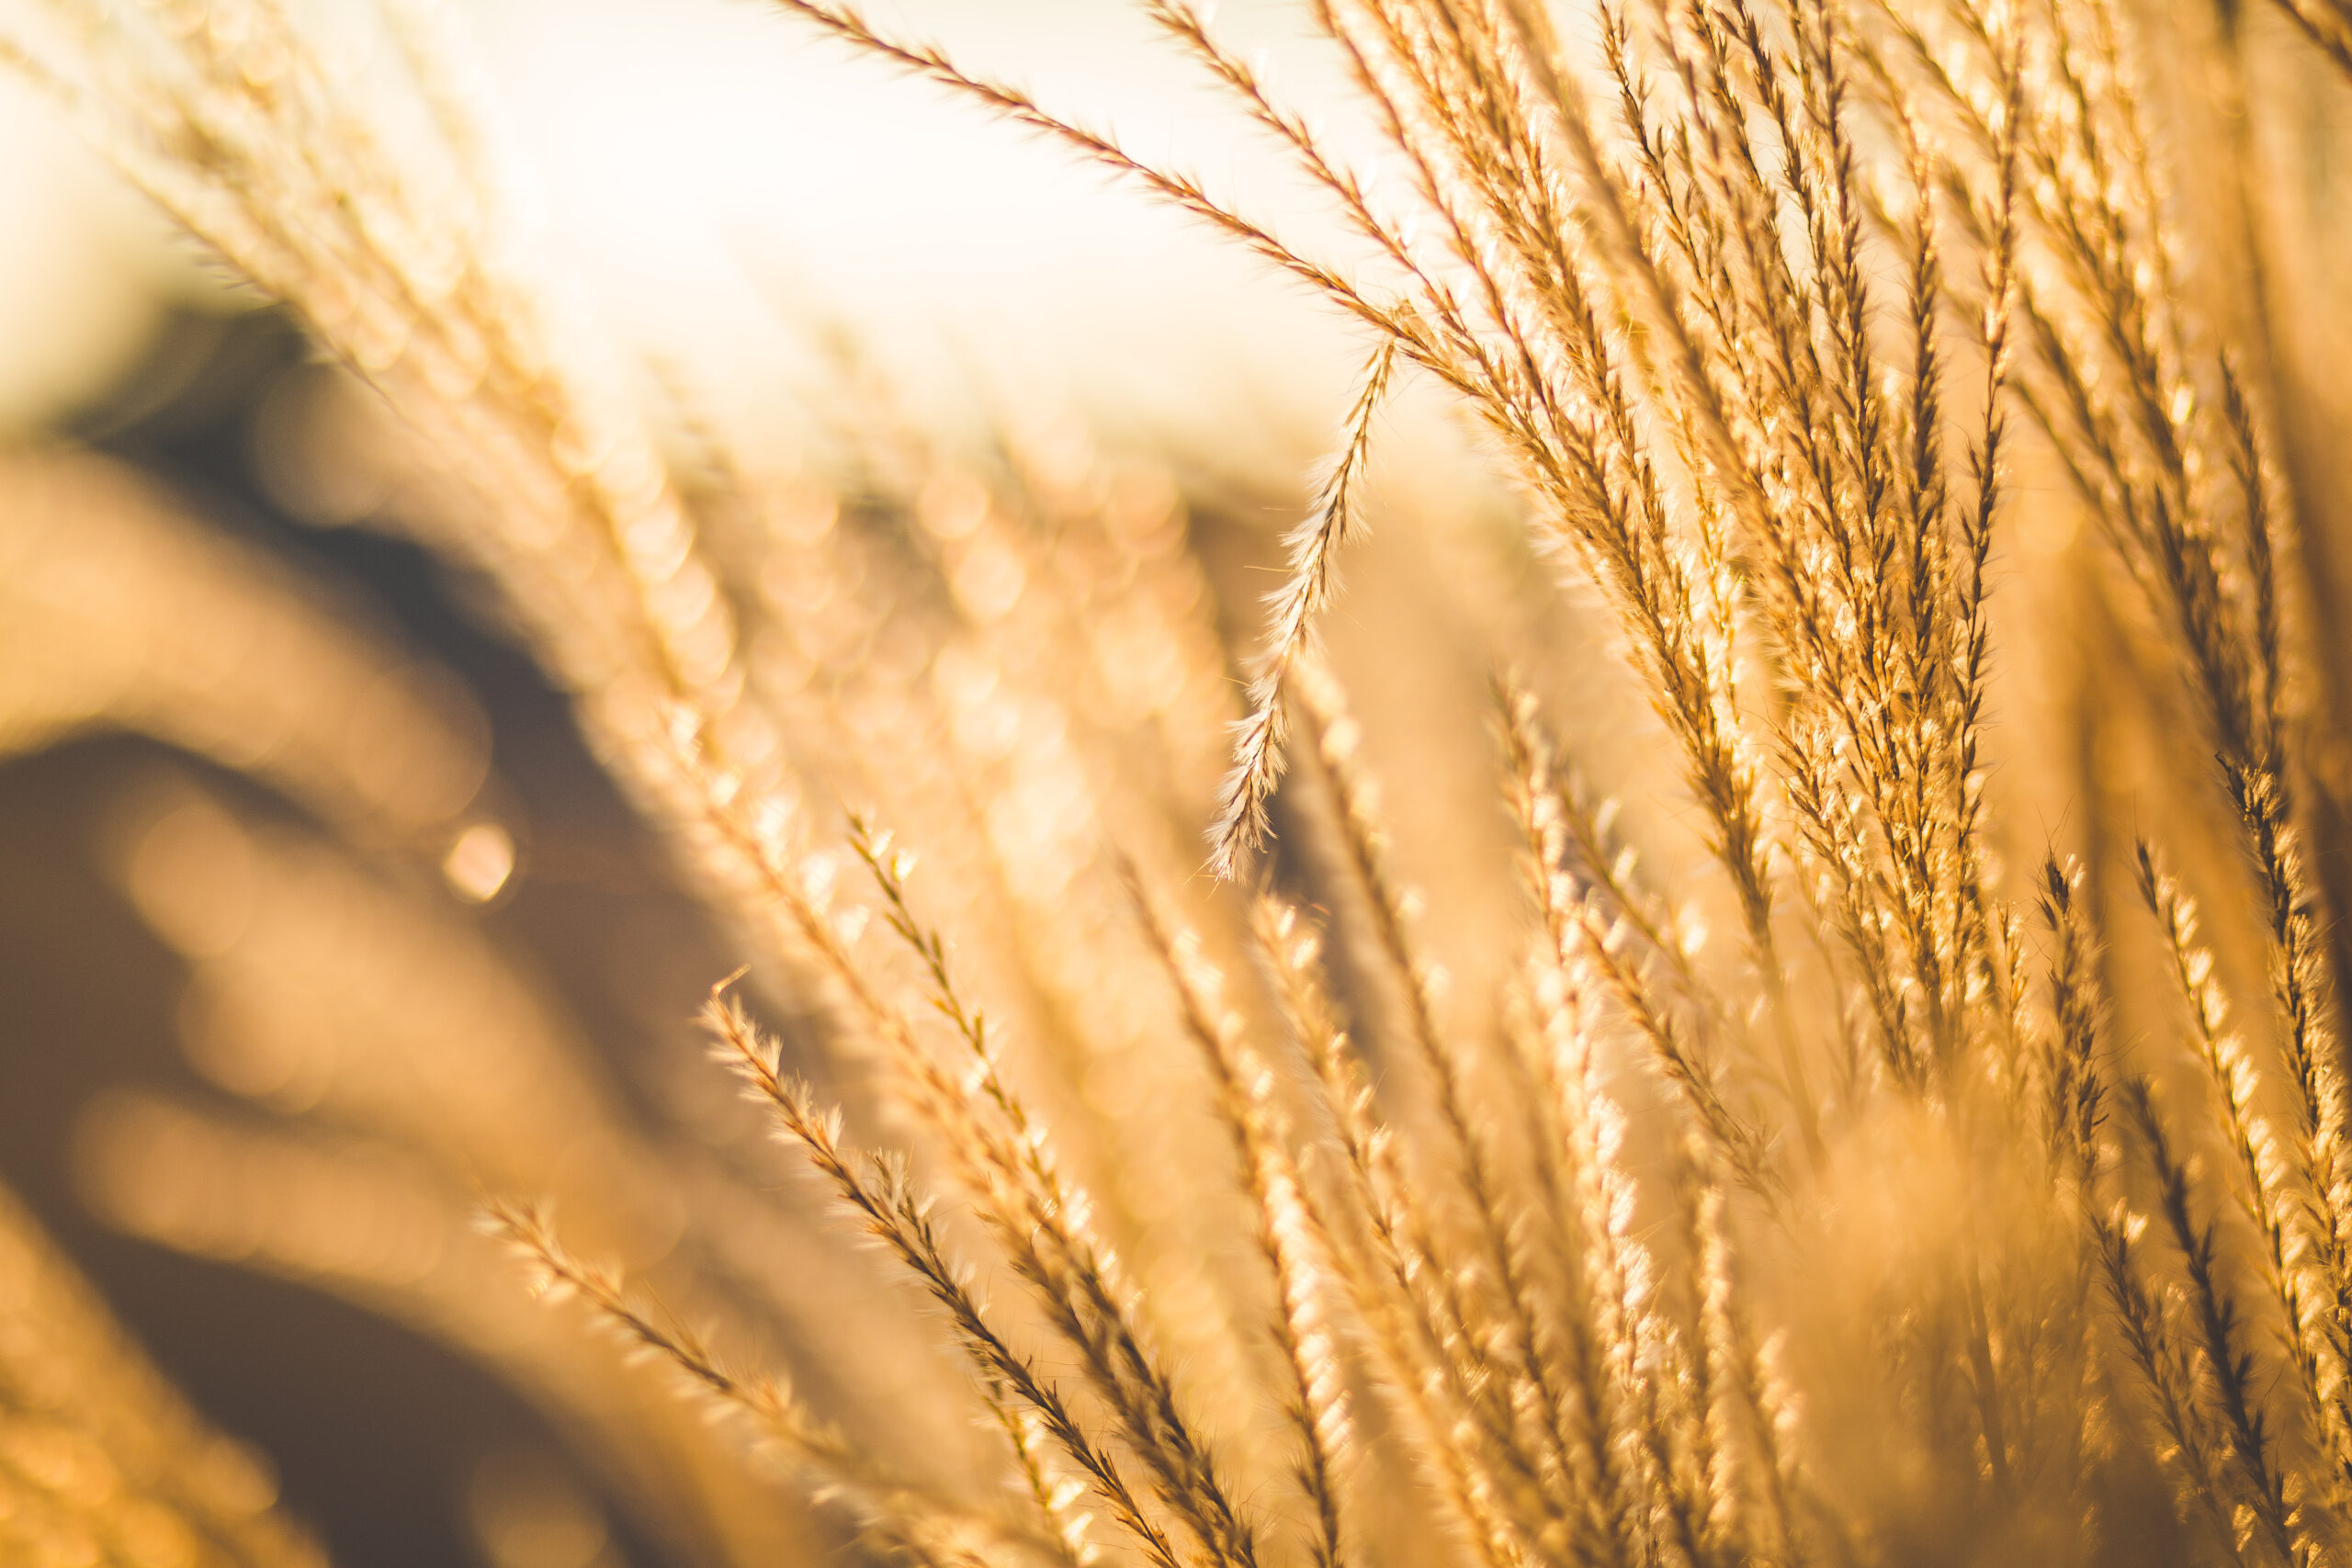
xmin=0 ymin=0 xmax=1397 ymax=468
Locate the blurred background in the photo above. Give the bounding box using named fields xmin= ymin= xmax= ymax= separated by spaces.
xmin=6 ymin=1 xmax=2352 ymax=1565
xmin=0 ymin=4 xmax=1384 ymax=1564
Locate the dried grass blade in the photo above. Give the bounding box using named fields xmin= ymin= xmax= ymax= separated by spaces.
xmin=1211 ymin=338 xmax=1400 ymax=879
xmin=484 ymin=1198 xmax=1059 ymax=1568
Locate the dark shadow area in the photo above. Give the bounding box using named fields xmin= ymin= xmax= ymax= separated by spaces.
xmin=5 ymin=304 xmax=744 ymax=1567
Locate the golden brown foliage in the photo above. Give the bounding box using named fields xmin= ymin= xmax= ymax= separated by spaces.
xmin=13 ymin=0 xmax=2352 ymax=1565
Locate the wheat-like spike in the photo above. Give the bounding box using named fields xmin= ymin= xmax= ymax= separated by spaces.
xmin=2037 ymin=854 xmax=2110 ymax=1520
xmin=1590 ymin=0 xmax=1771 ymax=661
xmin=1685 ymin=1159 xmax=1757 ymax=1561
xmin=1503 ymin=0 xmax=1769 ymax=525
xmin=1143 ymin=0 xmax=1476 ymax=344
xmin=1833 ymin=28 xmax=2014 ymax=1086
xmin=1290 ymin=667 xmax=1528 ymax=1246
xmin=976 ymin=1370 xmax=1096 ymax=1568
xmin=1785 ymin=0 xmax=1903 ymax=660
xmin=483 ymin=1197 xmax=1049 ymax=1568
xmin=2219 ymin=765 xmax=2352 ymax=1517
xmin=1416 ymin=0 xmax=1679 ymax=438
xmin=1144 ymin=0 xmax=1794 ymax=1043
xmin=1804 ymin=18 xmax=2007 ymax=1096
xmin=2133 ymin=840 xmax=2351 ymax=1530
xmin=845 ymin=816 xmax=1065 ymax=1208
xmin=1549 ymin=765 xmax=1721 ymax=1030
xmin=705 ymin=977 xmax=1265 ymax=1568
xmin=763 ymin=0 xmax=1437 ymax=367
xmin=1623 ymin=1333 xmax=1713 ymax=1568
xmin=1778 ymin=714 xmax=1926 ymax=1093
xmin=687 ymin=780 xmax=1032 ymax=1221
xmin=1711 ymin=4 xmax=1865 ymax=546
xmin=2074 ymin=276 xmax=2352 ymax=1529
xmin=1127 ymin=875 xmax=1355 ymax=1568
xmin=1687 ymin=1158 xmax=1805 ymax=1568
xmin=865 ymin=1167 xmax=1159 ymax=1568
xmin=1252 ymin=893 xmax=1542 ymax=1568
xmin=2222 ymin=366 xmax=2286 ymax=769
xmin=2037 ymin=857 xmax=2104 ymax=1199
xmin=1210 ymin=337 xmax=1401 ymax=880
xmin=1176 ymin=0 xmax=1599 ymax=439
xmin=1946 ymin=17 xmax=2020 ymax=1048
xmin=842 ymin=829 xmax=1273 ymax=1567
xmin=1292 ymin=665 xmax=1606 ymax=1549
xmin=703 ymin=794 xmax=1124 ymax=1389
xmin=1498 ymin=676 xmax=1781 ymax=1205
xmin=2087 ymin=1194 xmax=2253 ymax=1566
xmin=1716 ymin=0 xmax=2003 ymax=1110
xmin=1377 ymin=0 xmax=1805 ymax=1077
xmin=1512 ymin=923 xmax=1653 ymax=1568
xmin=1254 ymin=1133 xmax=1359 ymax=1568
xmin=2116 ymin=1081 xmax=2304 ymax=1568
xmin=1651 ymin=1140 xmax=1739 ymax=1568
xmin=1323 ymin=0 xmax=1635 ymax=456
xmin=1948 ymin=0 xmax=2293 ymax=830
xmin=693 ymin=1019 xmax=1191 ymax=1568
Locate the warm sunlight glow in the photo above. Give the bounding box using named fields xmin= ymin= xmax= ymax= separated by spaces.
xmin=5 ymin=0 xmax=2352 ymax=1563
